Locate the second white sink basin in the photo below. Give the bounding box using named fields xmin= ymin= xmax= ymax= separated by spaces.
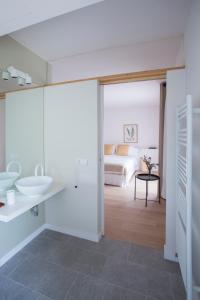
xmin=15 ymin=176 xmax=53 ymax=197
xmin=0 ymin=161 xmax=22 ymax=194
xmin=0 ymin=172 xmax=19 ymax=193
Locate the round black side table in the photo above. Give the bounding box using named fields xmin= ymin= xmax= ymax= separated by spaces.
xmin=134 ymin=173 xmax=161 ymax=207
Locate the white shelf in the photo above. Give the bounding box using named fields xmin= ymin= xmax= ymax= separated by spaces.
xmin=0 ymin=183 xmax=66 ymax=222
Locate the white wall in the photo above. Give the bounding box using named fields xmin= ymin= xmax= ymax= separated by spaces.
xmin=184 ymin=0 xmax=200 ymax=296
xmin=44 ymin=80 xmax=101 ymax=241
xmin=164 ymin=69 xmax=186 ymax=261
xmin=104 ymin=106 xmax=159 ymax=148
xmin=49 ymin=36 xmax=184 ymax=82
xmin=0 ymin=36 xmax=48 ymax=91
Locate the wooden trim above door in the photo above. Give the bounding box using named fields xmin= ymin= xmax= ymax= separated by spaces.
xmin=3 ymin=65 xmax=185 ymax=96
xmin=99 ymin=66 xmax=185 ymax=85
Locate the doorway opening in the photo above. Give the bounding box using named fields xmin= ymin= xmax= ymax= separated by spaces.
xmin=102 ymin=80 xmax=166 ymax=249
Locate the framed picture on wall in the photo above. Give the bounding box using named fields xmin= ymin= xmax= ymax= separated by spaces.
xmin=123 ymin=124 xmax=138 ymax=143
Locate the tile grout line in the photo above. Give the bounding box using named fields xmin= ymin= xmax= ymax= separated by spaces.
xmin=63 ymin=272 xmax=80 ymax=300
xmin=0 ymin=230 xmax=184 ymax=300
xmin=24 ymin=232 xmax=181 ymax=279
xmin=1 ymin=273 xmax=54 ymax=300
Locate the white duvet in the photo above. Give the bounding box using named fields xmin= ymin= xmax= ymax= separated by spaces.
xmin=104 ymin=155 xmax=139 ymax=186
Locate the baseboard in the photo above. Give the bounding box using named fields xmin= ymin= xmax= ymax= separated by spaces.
xmin=164 ymin=244 xmax=178 ymax=262
xmin=0 ymin=224 xmax=46 ymax=268
xmin=45 ymin=224 xmax=101 ymax=242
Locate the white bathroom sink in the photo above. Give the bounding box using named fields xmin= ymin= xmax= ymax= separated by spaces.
xmin=0 ymin=161 xmax=22 ymax=194
xmin=15 ymin=176 xmax=53 ymax=197
xmin=0 ymin=172 xmax=19 ymax=193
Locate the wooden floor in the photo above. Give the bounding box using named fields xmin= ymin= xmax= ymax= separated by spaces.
xmin=104 ymin=181 xmax=166 ymax=249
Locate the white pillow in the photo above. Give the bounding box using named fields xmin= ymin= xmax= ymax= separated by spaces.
xmin=128 ymin=146 xmax=139 ymax=157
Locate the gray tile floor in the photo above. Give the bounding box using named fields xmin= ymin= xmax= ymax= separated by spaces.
xmin=0 ymin=230 xmax=186 ymax=300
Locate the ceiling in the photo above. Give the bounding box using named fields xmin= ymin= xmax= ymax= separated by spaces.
xmin=10 ymin=0 xmax=190 ymax=61
xmin=104 ymin=81 xmax=161 ymax=108
xmin=0 ymin=0 xmax=103 ymax=37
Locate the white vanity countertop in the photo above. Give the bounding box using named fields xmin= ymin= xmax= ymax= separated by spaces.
xmin=0 ymin=183 xmax=66 ymax=222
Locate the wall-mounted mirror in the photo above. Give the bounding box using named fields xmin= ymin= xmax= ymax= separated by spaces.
xmin=5 ymin=88 xmax=44 ymax=177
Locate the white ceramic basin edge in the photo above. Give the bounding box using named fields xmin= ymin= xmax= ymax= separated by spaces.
xmin=15 ymin=176 xmax=53 ymax=197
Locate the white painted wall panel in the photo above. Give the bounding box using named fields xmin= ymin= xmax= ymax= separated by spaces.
xmin=44 ymin=80 xmax=100 ymax=240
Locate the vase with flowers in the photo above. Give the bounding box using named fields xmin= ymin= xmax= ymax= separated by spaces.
xmin=143 ymin=155 xmax=157 ymax=175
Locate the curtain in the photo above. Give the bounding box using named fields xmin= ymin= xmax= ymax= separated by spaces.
xmin=159 ymin=82 xmax=166 ymax=199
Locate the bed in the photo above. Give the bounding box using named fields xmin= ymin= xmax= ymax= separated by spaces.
xmin=104 ymin=154 xmax=139 ymax=187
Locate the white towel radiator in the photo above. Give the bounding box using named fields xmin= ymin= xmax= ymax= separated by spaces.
xmin=176 ymin=95 xmax=200 ymax=300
